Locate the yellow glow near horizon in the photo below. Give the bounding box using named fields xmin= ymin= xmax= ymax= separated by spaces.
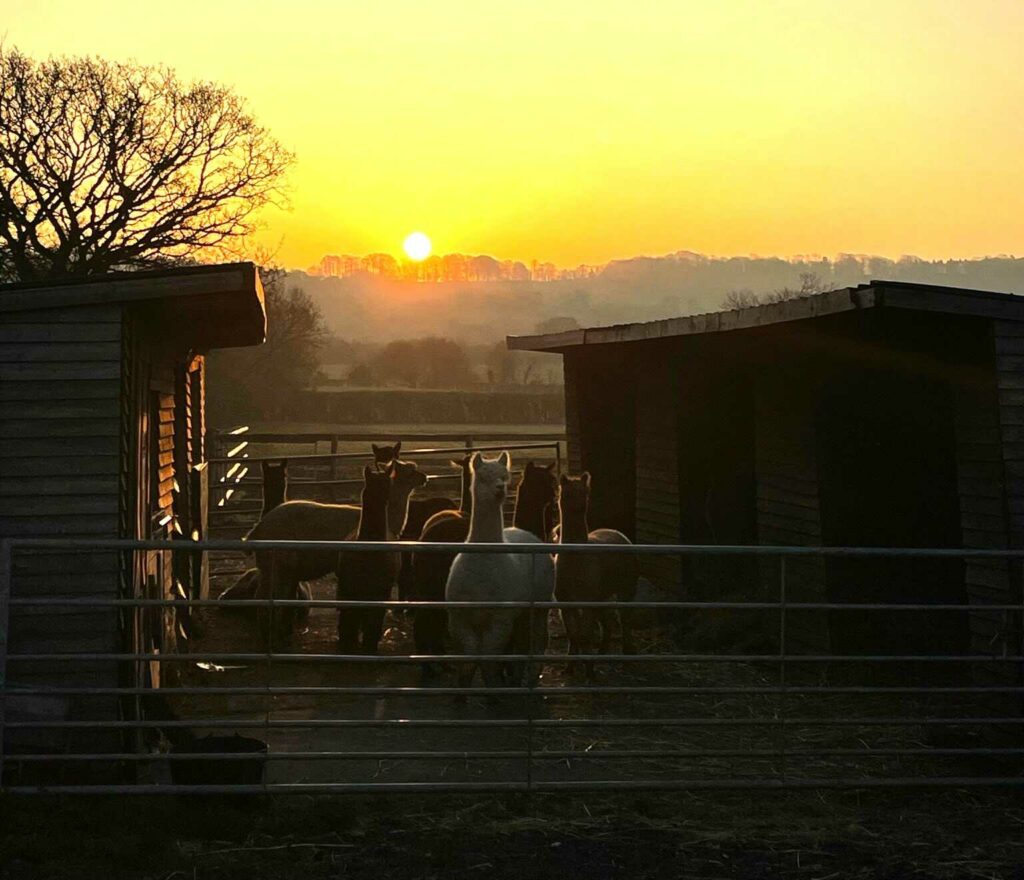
xmin=403 ymin=232 xmax=432 ymax=262
xmin=6 ymin=1 xmax=1024 ymax=268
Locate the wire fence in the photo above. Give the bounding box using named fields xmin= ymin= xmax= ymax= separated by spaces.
xmin=1 ymin=538 xmax=1023 ymax=795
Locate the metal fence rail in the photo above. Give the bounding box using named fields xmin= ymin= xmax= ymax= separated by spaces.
xmin=2 ymin=537 xmax=1023 ymax=795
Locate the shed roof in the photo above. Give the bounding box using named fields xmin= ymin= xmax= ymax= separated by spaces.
xmin=507 ymin=280 xmax=1024 ymax=353
xmin=0 ymin=262 xmax=265 ymax=349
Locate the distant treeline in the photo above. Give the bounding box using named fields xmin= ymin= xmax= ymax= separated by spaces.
xmin=294 ymin=253 xmax=1024 ymax=344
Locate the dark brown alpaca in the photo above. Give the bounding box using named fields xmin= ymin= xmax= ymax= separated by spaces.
xmin=555 ymin=472 xmax=638 ymax=679
xmin=372 ymin=441 xmax=401 ymax=469
xmin=336 ymin=465 xmax=396 ymax=653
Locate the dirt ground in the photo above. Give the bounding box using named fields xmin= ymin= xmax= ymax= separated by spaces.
xmin=2 ymin=787 xmax=1024 ymax=879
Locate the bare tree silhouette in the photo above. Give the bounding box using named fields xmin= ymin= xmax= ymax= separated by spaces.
xmin=0 ymin=47 xmax=292 ymax=281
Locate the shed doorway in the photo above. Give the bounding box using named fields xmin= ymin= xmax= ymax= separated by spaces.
xmin=816 ymin=368 xmax=968 ymax=658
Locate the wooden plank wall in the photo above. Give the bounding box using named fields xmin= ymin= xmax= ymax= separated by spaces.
xmin=0 ymin=305 xmax=124 ymax=748
xmin=754 ymin=365 xmax=829 ymax=653
xmin=634 ymin=346 xmax=682 ymax=590
xmin=562 ymin=353 xmax=583 ymax=476
xmin=992 ymin=321 xmax=1024 ymax=679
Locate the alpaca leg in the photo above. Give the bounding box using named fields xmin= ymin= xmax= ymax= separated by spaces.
xmin=448 ymin=613 xmax=478 ymax=692
xmin=480 ymin=616 xmax=517 ymax=691
xmin=415 ymin=607 xmax=446 ymax=682
xmin=599 ymin=607 xmax=617 ymax=654
xmin=336 ymin=584 xmax=360 ymax=654
xmin=360 ymin=608 xmax=386 ymax=655
xmin=273 ymin=575 xmax=299 ymax=650
xmin=619 ymin=606 xmax=638 ymax=655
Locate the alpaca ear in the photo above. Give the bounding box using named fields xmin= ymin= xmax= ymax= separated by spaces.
xmin=498 ymin=451 xmax=511 ymax=470
xmin=546 ymin=462 xmax=556 ymax=472
xmin=449 ymin=459 xmax=462 ymax=470
xmin=525 ymin=461 xmax=535 ymax=472
xmin=581 ymin=471 xmax=592 ymax=488
xmin=372 ymin=444 xmax=381 ymax=454
xmin=394 ymin=440 xmax=402 ymax=456
xmin=470 ymin=452 xmax=482 ymax=471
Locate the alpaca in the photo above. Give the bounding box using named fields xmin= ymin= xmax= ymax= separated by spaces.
xmin=260 ymin=459 xmax=288 ymax=515
xmin=336 ymin=466 xmax=395 ymax=653
xmin=412 ymin=458 xmax=555 ymax=676
xmin=409 ymin=455 xmax=473 ymax=671
xmin=444 ymin=453 xmax=554 ymax=690
xmin=555 ymin=472 xmax=638 ymax=679
xmin=248 ymin=459 xmax=426 ymax=646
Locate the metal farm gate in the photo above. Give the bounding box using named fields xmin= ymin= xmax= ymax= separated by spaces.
xmin=2 ymin=538 xmax=1023 ymax=795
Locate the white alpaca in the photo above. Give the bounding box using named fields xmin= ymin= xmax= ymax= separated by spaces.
xmin=445 ymin=452 xmax=553 ymax=689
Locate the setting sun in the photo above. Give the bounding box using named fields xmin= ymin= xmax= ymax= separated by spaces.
xmin=403 ymin=231 xmax=432 ymax=262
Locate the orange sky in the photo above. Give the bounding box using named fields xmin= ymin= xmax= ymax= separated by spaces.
xmin=7 ymin=0 xmax=1024 ymax=268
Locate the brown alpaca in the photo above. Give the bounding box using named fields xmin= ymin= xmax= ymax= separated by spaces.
xmin=336 ymin=466 xmax=395 ymax=653
xmin=409 ymin=455 xmax=473 ymax=671
xmin=248 ymin=459 xmax=425 ymax=647
xmin=555 ymin=472 xmax=638 ymax=678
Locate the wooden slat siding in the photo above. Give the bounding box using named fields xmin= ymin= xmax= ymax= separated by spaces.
xmin=953 ymin=375 xmax=1011 ymax=676
xmin=0 ymin=304 xmax=125 ymax=749
xmin=634 ymin=349 xmax=681 ymax=590
xmin=0 ymin=378 xmax=121 ymax=402
xmin=754 ymin=367 xmax=828 ymax=654
xmin=0 ymin=323 xmax=121 ymax=343
xmin=993 ymin=322 xmax=1024 ymax=697
xmin=562 ymin=353 xmax=583 ymax=475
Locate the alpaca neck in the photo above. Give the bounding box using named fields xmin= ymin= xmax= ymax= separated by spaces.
xmin=467 ymin=492 xmax=506 ymax=543
xmin=559 ymin=505 xmax=590 ymax=544
xmin=388 ymin=484 xmax=414 ymax=536
xmin=513 ymin=488 xmax=548 ymax=540
xmin=357 ymin=497 xmax=389 ymax=541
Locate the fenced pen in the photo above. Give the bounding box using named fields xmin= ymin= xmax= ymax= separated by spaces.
xmin=2 ymin=538 xmax=1023 ymax=796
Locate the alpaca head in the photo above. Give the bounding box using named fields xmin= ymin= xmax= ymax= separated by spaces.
xmin=520 ymin=461 xmax=558 ymax=509
xmin=470 ymin=451 xmax=511 ymax=505
xmin=371 ymin=441 xmax=402 ymax=470
xmin=390 ymin=458 xmax=428 ymax=493
xmin=361 ymin=464 xmax=392 ymax=509
xmin=558 ymin=472 xmax=591 ymax=519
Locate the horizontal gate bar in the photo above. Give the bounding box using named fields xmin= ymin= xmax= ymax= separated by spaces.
xmin=6 ymin=685 xmax=1024 ymax=697
xmin=9 ymin=597 xmax=1024 ymax=611
xmin=8 ymin=652 xmax=1024 ymax=663
xmin=8 ymin=746 xmax=1024 ymax=763
xmin=5 ymin=777 xmax=1024 ymax=796
xmin=14 ymin=537 xmax=1024 ymax=557
xmin=8 ymin=716 xmax=1024 ymax=730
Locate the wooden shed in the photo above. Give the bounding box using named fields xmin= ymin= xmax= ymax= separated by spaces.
xmin=0 ymin=263 xmax=265 ymax=760
xmin=509 ymin=281 xmax=1024 ymax=664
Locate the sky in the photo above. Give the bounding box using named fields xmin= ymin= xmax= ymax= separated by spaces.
xmin=5 ymin=0 xmax=1024 ymax=269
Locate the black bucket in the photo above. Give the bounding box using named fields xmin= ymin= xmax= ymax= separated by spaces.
xmin=170 ymin=734 xmax=268 ymax=788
